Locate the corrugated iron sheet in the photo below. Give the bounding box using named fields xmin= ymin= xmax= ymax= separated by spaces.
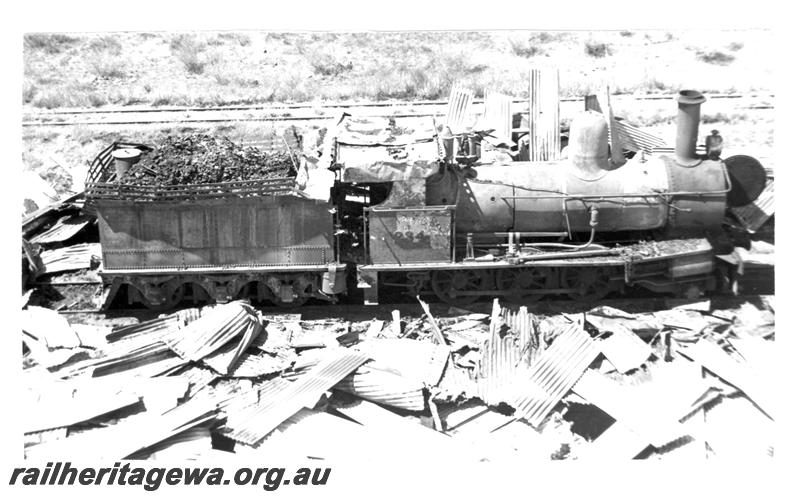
xmin=22 ymin=305 xmax=82 ymax=349
xmin=582 ymin=96 xmax=665 ymax=153
xmin=51 ymin=311 xmax=197 ymax=379
xmin=676 ymin=338 xmax=774 ymax=418
xmin=226 ymin=350 xmax=294 ymax=378
xmin=247 ymin=408 xmax=368 ymax=461
xmin=25 ymin=397 xmax=219 ymax=461
xmin=439 ymin=403 xmax=491 ymax=431
xmin=165 ymin=364 xmax=219 ymax=398
xmin=731 ymin=179 xmax=774 ymax=232
xmin=23 ymin=378 xmax=141 ymax=434
xmin=227 ymin=349 xmax=370 ymax=445
xmin=335 ymin=367 xmax=425 ymax=411
xmin=434 ymin=357 xmax=480 ymax=402
xmin=213 ymin=378 xmax=273 ymax=429
xmin=166 ymin=302 xmax=254 ymax=366
xmin=599 ymin=329 xmax=652 ymax=373
xmin=476 ymin=303 xmax=539 ymax=406
xmin=579 ymin=421 xmax=646 ymax=460
xmin=107 ymin=311 xmax=192 ymax=342
xmin=145 ymin=427 xmax=212 ymax=461
xmin=446 ymin=407 xmax=514 ymax=435
xmin=444 ymin=85 xmax=474 ymax=133
xmin=511 ymin=322 xmax=600 ymax=427
xmin=483 ymin=91 xmax=513 ymax=143
xmin=37 ymin=243 xmax=101 ymax=276
xmin=355 ymin=338 xmax=450 ymax=387
xmin=24 ymin=427 xmax=68 ymax=448
xmin=202 ymin=318 xmax=263 ymax=375
xmin=529 ymin=67 xmax=560 ymax=161
xmin=615 ymin=120 xmax=667 ymax=153
xmin=573 ymin=369 xmax=682 ymax=449
xmin=29 ymin=214 xmax=93 ymax=245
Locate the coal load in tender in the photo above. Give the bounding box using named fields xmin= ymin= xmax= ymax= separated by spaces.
xmin=119 ymin=134 xmax=297 ymax=186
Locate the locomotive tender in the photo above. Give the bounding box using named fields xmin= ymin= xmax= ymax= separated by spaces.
xmin=85 ymin=90 xmax=766 ymax=309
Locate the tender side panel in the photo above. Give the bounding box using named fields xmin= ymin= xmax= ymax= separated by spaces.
xmin=97 ymin=196 xmax=336 ymax=271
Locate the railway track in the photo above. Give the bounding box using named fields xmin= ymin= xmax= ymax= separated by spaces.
xmin=22 ymin=92 xmax=774 ymax=128
xmin=52 ymin=293 xmax=775 ymax=319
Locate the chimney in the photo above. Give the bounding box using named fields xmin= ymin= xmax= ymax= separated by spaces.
xmin=675 ymin=90 xmax=706 ymax=166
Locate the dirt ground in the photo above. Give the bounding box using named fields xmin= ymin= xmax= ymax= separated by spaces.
xmin=23 ymin=30 xmax=774 ymax=109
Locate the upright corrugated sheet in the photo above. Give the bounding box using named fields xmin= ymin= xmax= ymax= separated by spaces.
xmin=29 ymin=215 xmax=92 ymax=245
xmin=444 ymin=85 xmax=475 ymax=133
xmin=731 ymin=179 xmax=774 ymax=232
xmin=228 ymin=349 xmax=370 ymax=445
xmin=476 ymin=305 xmax=539 ymax=406
xmin=511 ymin=322 xmax=599 ymax=427
xmin=483 ymin=91 xmax=513 ymax=144
xmin=529 ymin=67 xmax=560 ymax=161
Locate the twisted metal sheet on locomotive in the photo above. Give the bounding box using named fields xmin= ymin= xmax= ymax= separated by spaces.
xmin=84 ymin=90 xmax=766 ymax=309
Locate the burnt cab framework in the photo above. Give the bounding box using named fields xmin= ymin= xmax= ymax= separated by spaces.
xmin=86 ymin=142 xmax=346 ymax=310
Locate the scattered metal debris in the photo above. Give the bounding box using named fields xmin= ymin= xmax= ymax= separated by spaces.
xmin=19 ymin=290 xmax=775 ymax=460
xmin=36 ymin=243 xmax=101 ymax=277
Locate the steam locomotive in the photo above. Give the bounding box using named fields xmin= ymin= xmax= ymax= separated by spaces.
xmin=85 ymin=90 xmax=766 ymax=309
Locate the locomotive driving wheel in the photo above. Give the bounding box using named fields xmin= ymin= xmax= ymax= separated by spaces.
xmin=431 ymin=269 xmax=488 ymax=306
xmin=495 ymin=267 xmax=551 ymax=302
xmin=560 ymin=267 xmax=613 ymax=301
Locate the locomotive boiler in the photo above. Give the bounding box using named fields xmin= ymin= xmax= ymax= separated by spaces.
xmin=352 ymin=90 xmax=766 ymax=305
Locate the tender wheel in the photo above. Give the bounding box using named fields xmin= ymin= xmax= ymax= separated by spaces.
xmin=276 ymin=294 xmax=309 ymax=308
xmin=143 ymin=283 xmax=184 ymax=311
xmin=495 ymin=267 xmax=550 ymax=302
xmin=560 ymin=267 xmax=613 ymax=301
xmin=431 ymin=269 xmax=489 ymax=306
xmin=236 ymin=281 xmax=276 ymax=306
